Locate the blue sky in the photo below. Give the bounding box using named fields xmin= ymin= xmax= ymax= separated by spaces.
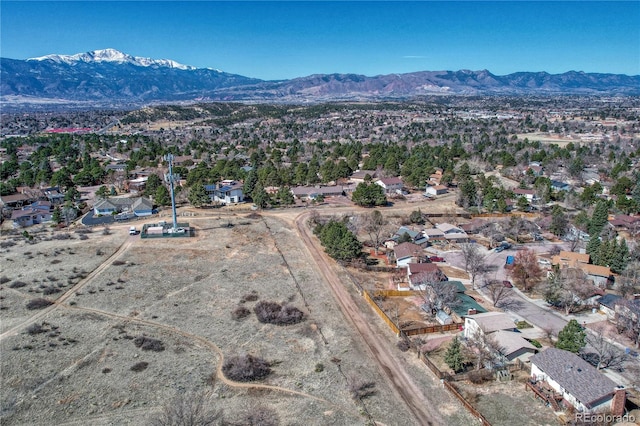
xmin=1 ymin=1 xmax=639 ymax=80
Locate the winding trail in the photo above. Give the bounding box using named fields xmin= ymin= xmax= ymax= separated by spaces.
xmin=0 ymin=237 xmax=135 ymax=341
xmin=294 ymin=211 xmax=443 ymax=426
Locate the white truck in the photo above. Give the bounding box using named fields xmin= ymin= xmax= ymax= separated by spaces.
xmin=129 ymin=226 xmax=137 ymax=235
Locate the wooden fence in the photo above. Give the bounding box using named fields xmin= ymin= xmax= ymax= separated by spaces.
xmin=371 ymin=289 xmax=420 ymax=298
xmin=362 ymin=290 xmax=400 ymax=334
xmin=444 ymin=381 xmax=492 ymax=426
xmin=404 ymin=323 xmax=461 ymax=336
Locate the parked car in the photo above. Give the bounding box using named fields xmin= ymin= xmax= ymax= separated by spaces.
xmin=495 ymin=246 xmax=505 ymax=253
xmin=502 ymin=280 xmax=513 ymax=288
xmin=429 ymin=256 xmax=445 ymax=262
xmin=129 ymin=226 xmax=137 ymax=235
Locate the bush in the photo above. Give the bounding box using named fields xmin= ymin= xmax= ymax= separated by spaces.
xmin=0 ymin=276 xmax=10 ymax=284
xmin=26 ymin=298 xmax=53 ymax=310
xmin=315 ymin=363 xmax=324 ymax=372
xmin=26 ymin=323 xmax=48 ymax=335
xmin=241 ymin=404 xmax=279 ymax=426
xmin=9 ymin=281 xmax=27 ymax=288
xmin=240 ymin=291 xmax=259 ymax=303
xmin=42 ymin=286 xmax=61 ymax=295
xmin=231 ymin=305 xmax=251 ymax=320
xmin=468 ymin=369 xmax=493 ymax=384
xmin=222 ymin=354 xmax=271 ymax=382
xmin=397 ymin=339 xmax=411 ymax=352
xmin=516 ymin=320 xmax=533 ymax=329
xmin=150 ymin=391 xmax=222 ymax=426
xmin=348 ymin=376 xmax=377 ymax=400
xmin=253 ymin=301 xmax=304 ymax=325
xmin=130 ymin=361 xmax=149 ymax=372
xmin=529 ymin=339 xmax=542 ymax=348
xmin=133 ymin=336 xmax=165 ymax=352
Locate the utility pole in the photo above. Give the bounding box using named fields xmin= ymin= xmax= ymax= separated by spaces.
xmin=164 ymin=154 xmax=179 ymax=231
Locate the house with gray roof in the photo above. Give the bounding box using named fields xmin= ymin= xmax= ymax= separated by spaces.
xmin=94 ymin=197 xmax=153 ymax=217
xmin=492 ymin=330 xmax=538 ymax=362
xmin=530 ymin=348 xmax=626 ymax=415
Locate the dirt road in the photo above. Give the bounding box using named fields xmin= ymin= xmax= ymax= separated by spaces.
xmin=294 ymin=211 xmax=443 ymax=426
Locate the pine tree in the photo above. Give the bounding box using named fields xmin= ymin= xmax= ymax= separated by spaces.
xmin=611 ymin=239 xmax=629 ymax=274
xmin=588 ymin=200 xmax=609 ymax=236
xmin=188 ymin=183 xmax=210 ymax=207
xmin=556 ymin=319 xmax=586 ymax=353
xmin=444 ymin=336 xmax=465 ymax=373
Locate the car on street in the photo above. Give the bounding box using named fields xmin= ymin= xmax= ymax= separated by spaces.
xmin=429 ymin=256 xmax=445 ymax=262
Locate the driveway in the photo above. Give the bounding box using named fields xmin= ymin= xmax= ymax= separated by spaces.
xmin=81 ymin=210 xmax=115 ymax=226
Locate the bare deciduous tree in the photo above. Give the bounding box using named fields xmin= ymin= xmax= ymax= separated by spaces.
xmin=465 ymin=329 xmax=505 ymax=371
xmin=583 ymin=323 xmax=628 ymax=370
xmin=544 ymin=268 xmax=594 ymax=315
xmin=617 ymin=261 xmax=640 ymax=298
xmin=485 ymin=281 xmax=513 ymax=307
xmin=460 ymin=243 xmax=487 ymax=289
xmin=363 ymin=210 xmax=389 ymax=254
xmin=150 ymin=390 xmax=223 ymax=426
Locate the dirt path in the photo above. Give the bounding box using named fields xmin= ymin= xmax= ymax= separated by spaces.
xmin=0 ymin=236 xmax=135 ymax=341
xmin=293 ymin=210 xmax=443 ymax=426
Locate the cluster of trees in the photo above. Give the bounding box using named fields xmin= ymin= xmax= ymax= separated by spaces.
xmin=313 ymin=219 xmax=362 ymax=262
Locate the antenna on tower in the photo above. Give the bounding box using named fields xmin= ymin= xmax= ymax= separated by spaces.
xmin=163 ymin=153 xmax=179 ymax=231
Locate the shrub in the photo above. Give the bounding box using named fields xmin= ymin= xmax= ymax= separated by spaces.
xmin=241 ymin=404 xmax=279 ymax=426
xmin=9 ymin=281 xmax=27 ymax=288
xmin=253 ymin=301 xmax=304 ymax=325
xmin=43 ymin=286 xmax=61 ymax=295
xmin=50 ymin=259 xmax=62 ymax=264
xmin=150 ymin=391 xmax=222 ymax=426
xmin=348 ymin=376 xmax=377 ymax=400
xmin=112 ymin=260 xmax=126 ymax=266
xmin=222 ymin=354 xmax=271 ymax=382
xmin=0 ymin=276 xmax=10 ymax=284
xmin=468 ymin=369 xmax=493 ymax=384
xmin=397 ymin=339 xmax=411 ymax=352
xmin=130 ymin=361 xmax=149 ymax=372
xmin=231 ymin=306 xmax=251 ymax=320
xmin=315 ymin=363 xmax=324 ymax=373
xmin=529 ymin=339 xmax=542 ymax=348
xmin=516 ymin=320 xmax=533 ymax=329
xmin=133 ymin=336 xmax=165 ymax=352
xmin=26 ymin=323 xmax=47 ymax=335
xmin=240 ymin=291 xmax=259 ymax=303
xmin=26 ymin=298 xmax=53 ymax=310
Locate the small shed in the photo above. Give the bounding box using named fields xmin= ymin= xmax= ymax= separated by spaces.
xmin=436 ymin=310 xmax=453 ymax=325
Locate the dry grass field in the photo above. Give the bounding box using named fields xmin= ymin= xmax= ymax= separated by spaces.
xmin=0 ymin=215 xmax=446 ymax=425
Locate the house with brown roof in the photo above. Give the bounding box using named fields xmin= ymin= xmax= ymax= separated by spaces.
xmin=392 ymin=242 xmax=424 ymax=268
xmin=551 ymin=251 xmax=612 ymax=287
xmin=530 ymin=348 xmax=626 ymax=415
xmin=406 ymin=263 xmax=446 ymax=290
xmin=552 ymin=251 xmax=590 ymax=269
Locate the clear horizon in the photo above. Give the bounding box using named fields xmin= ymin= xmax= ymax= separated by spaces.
xmin=1 ymin=1 xmax=639 ymax=80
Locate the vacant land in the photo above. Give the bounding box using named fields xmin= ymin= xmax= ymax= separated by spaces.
xmin=0 ymin=213 xmax=476 ymax=425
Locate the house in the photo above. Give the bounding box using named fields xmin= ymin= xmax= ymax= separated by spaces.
xmin=425 ymin=185 xmax=448 ymax=197
xmin=428 ymin=170 xmax=443 ymax=185
xmin=436 ymin=223 xmax=469 ymax=243
xmin=407 ymin=263 xmax=447 ymax=290
xmin=392 ymin=226 xmax=428 ymax=246
xmin=551 ymin=180 xmax=571 ymax=192
xmin=422 ymin=228 xmax=447 ymax=244
xmin=349 ymin=170 xmax=379 ymax=183
xmin=513 ymin=188 xmax=538 ymax=203
xmin=93 ymin=197 xmax=153 ymax=217
xmin=11 ymin=201 xmax=53 ymax=227
xmin=460 ymin=218 xmax=488 ymax=235
xmin=614 ymin=299 xmax=640 ymax=337
xmin=580 ymin=264 xmax=613 ymax=288
xmin=205 ymin=180 xmax=244 ymax=204
xmin=492 ymin=330 xmax=538 ymax=362
xmin=464 ymin=312 xmax=517 ymax=338
xmin=608 ymin=215 xmax=640 ymax=233
xmin=375 ymin=177 xmax=403 ymax=194
xmin=126 ymin=177 xmax=148 ymax=194
xmin=598 ymin=294 xmax=622 ymax=320
xmin=530 ymin=348 xmax=626 ymax=415
xmin=392 ymin=242 xmax=424 ymax=268
xmin=291 ymin=185 xmax=345 ymax=200
xmin=551 ymin=251 xmax=590 ymax=269
xmin=524 ymin=164 xmax=544 ymax=176
xmin=0 ymin=193 xmax=32 ymax=209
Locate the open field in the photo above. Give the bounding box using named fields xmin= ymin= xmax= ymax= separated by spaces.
xmin=0 ymin=217 xmax=396 ymax=424
xmin=0 ymin=212 xmax=477 ymax=425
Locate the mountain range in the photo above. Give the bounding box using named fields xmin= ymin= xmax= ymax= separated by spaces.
xmin=1 ymin=48 xmax=639 ymax=110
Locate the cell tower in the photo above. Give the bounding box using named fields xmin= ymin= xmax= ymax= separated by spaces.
xmin=163 ymin=154 xmax=179 ymax=231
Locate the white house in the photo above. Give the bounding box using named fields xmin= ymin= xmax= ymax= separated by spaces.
xmin=436 ymin=223 xmax=469 ymax=243
xmin=393 ymin=242 xmax=424 ymax=268
xmin=205 ymin=180 xmax=244 ymax=204
xmin=11 ymin=201 xmax=52 ymax=228
xmin=530 ymin=348 xmax=626 ymax=415
xmin=513 ymin=188 xmax=538 ymax=203
xmin=375 ymin=177 xmax=403 ymax=194
xmin=464 ymin=312 xmax=516 ymax=339
xmin=425 ymin=185 xmax=448 ymax=197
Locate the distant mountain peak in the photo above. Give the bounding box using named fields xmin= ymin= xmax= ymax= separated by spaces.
xmin=27 ymin=48 xmax=196 ymax=70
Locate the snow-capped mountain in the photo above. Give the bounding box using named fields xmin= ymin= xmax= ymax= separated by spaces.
xmin=27 ymin=48 xmax=196 ymax=70
xmin=2 ymin=48 xmax=639 ymax=110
